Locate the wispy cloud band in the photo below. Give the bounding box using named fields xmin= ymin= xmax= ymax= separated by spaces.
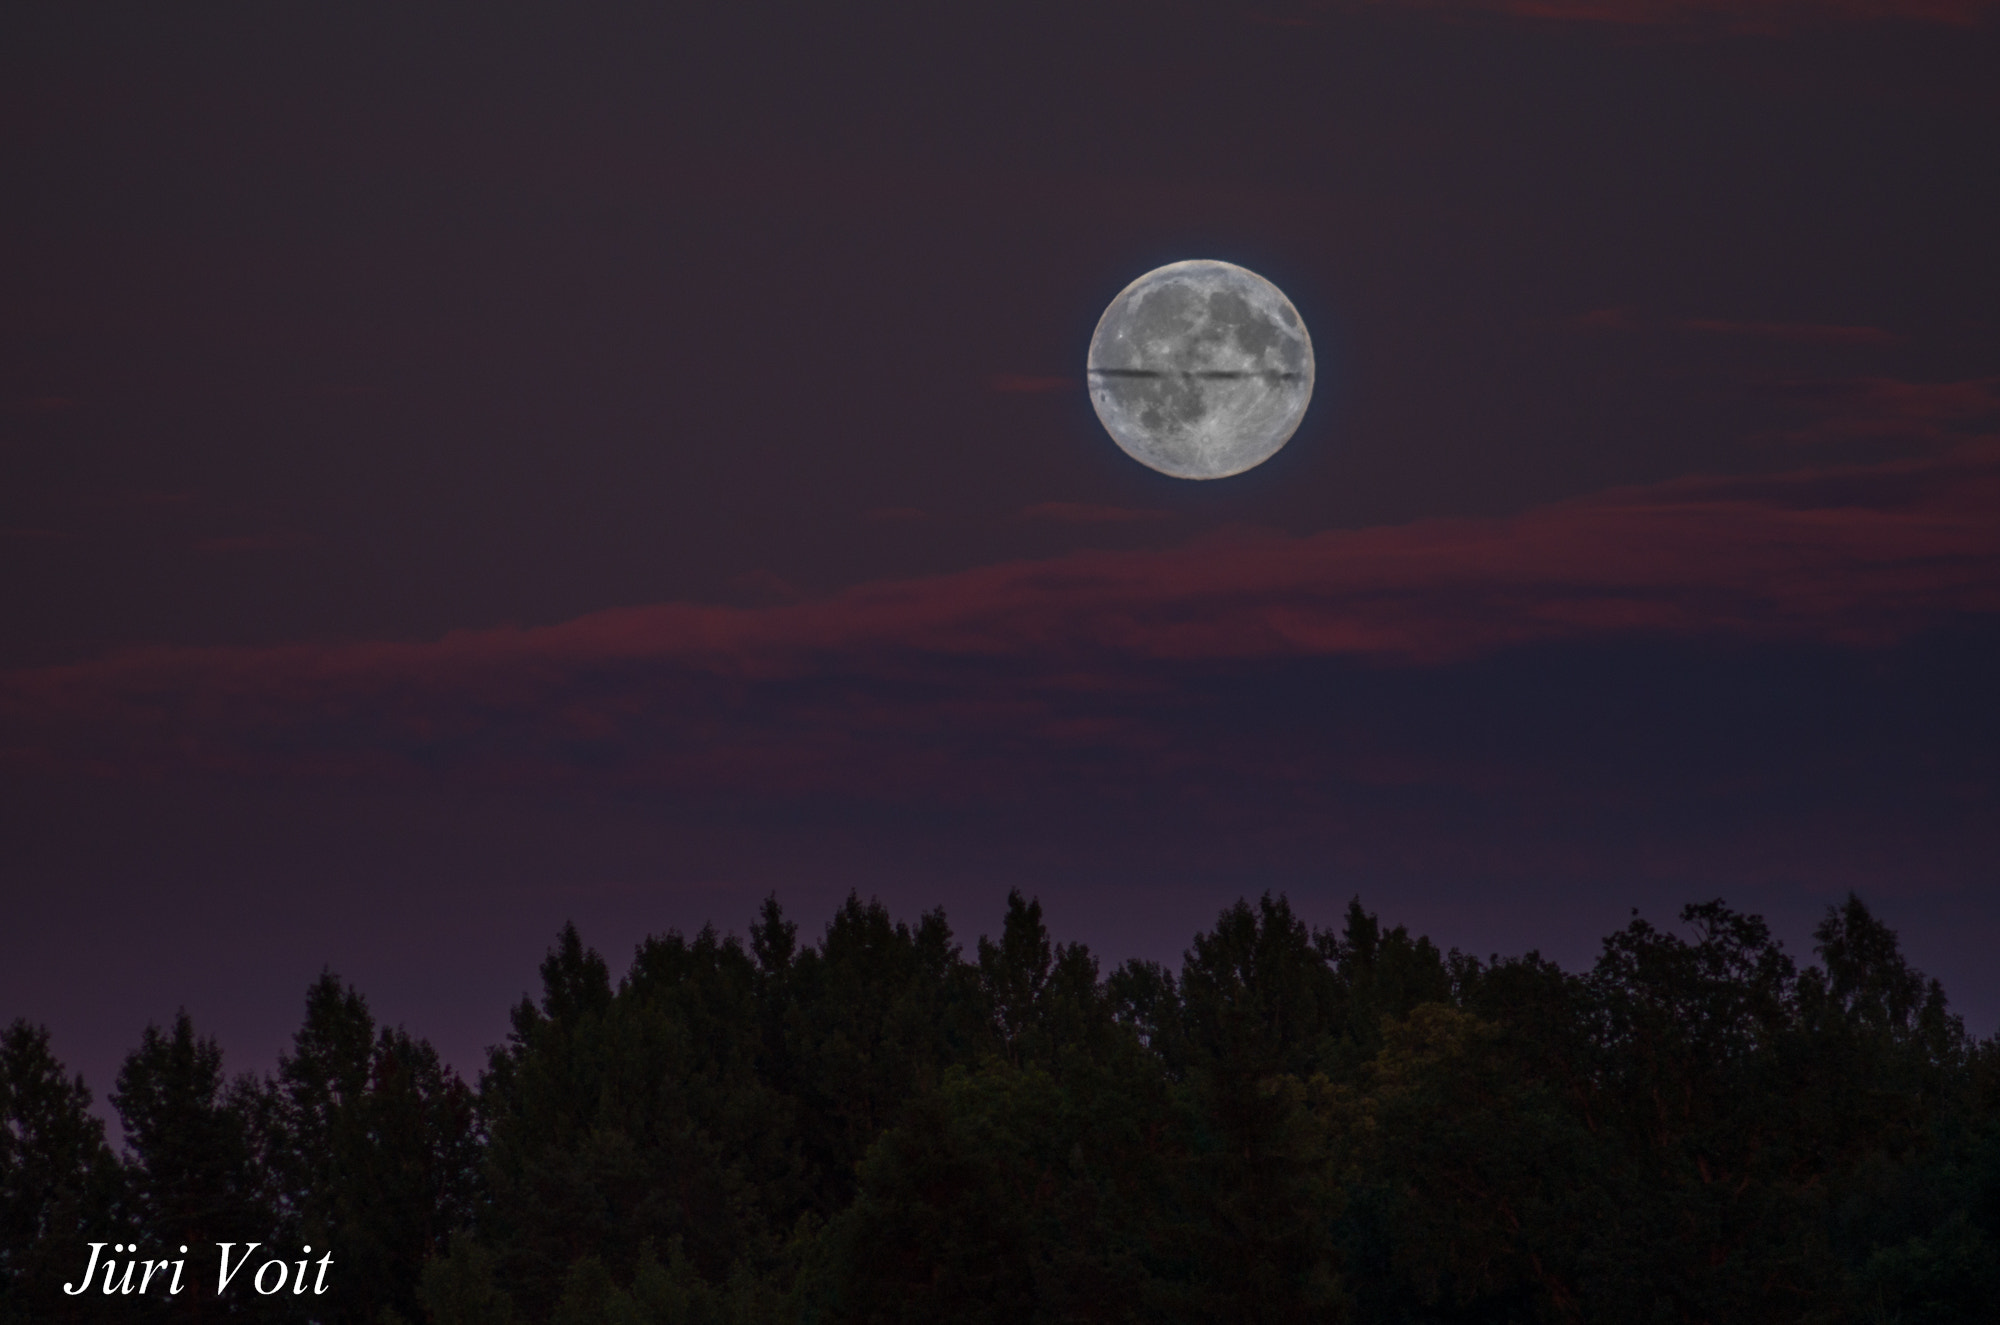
xmin=5 ymin=438 xmax=1996 ymax=791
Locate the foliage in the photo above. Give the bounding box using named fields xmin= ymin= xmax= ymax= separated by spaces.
xmin=3 ymin=891 xmax=1995 ymax=1324
xmin=0 ymin=1020 xmax=122 ymax=1324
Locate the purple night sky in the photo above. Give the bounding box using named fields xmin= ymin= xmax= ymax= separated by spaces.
xmin=4 ymin=0 xmax=1997 ymax=1113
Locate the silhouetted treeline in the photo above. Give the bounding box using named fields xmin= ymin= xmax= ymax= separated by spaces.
xmin=5 ymin=892 xmax=1997 ymax=1323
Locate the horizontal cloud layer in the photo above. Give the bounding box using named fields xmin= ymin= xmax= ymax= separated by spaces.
xmin=5 ymin=435 xmax=1996 ymax=795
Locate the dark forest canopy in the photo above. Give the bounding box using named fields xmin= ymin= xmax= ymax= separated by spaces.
xmin=5 ymin=893 xmax=1997 ymax=1324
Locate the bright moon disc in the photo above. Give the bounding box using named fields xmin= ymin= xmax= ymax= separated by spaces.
xmin=1087 ymin=260 xmax=1314 ymax=480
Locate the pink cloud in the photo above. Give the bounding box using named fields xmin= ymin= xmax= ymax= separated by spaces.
xmin=4 ymin=436 xmax=1997 ymax=790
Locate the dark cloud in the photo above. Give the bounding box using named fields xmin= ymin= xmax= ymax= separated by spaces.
xmin=725 ymin=570 xmax=805 ymax=604
xmin=11 ymin=395 xmax=76 ymax=415
xmin=1570 ymin=307 xmax=1643 ymax=332
xmin=1679 ymin=319 xmax=1897 ymax=344
xmin=988 ymin=374 xmax=1076 ymax=394
xmin=1018 ymin=502 xmax=1173 ymax=525
xmin=1349 ymin=0 xmax=1998 ymax=29
xmin=191 ymin=532 xmax=314 ymax=555
xmin=1759 ymin=376 xmax=2000 ymax=448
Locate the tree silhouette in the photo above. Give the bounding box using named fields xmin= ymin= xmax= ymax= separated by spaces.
xmin=111 ymin=1011 xmax=273 ymax=1321
xmin=6 ymin=890 xmax=1996 ymax=1325
xmin=0 ymin=1021 xmax=123 ymax=1325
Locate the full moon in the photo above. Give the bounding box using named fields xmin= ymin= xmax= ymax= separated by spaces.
xmin=1086 ymin=260 xmax=1314 ymax=480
